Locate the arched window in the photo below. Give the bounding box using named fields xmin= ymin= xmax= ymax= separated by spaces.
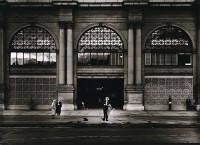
xmin=10 ymin=26 xmax=57 ymax=66
xmin=77 ymin=26 xmax=124 ymax=66
xmin=145 ymin=26 xmax=193 ymax=66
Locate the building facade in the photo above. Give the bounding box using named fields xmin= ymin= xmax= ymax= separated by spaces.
xmin=0 ymin=0 xmax=200 ymax=111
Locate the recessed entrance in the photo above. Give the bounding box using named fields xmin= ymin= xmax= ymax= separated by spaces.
xmin=77 ymin=78 xmax=124 ymax=109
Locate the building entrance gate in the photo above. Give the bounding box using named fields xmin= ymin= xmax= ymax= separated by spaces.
xmin=77 ymin=78 xmax=124 ymax=109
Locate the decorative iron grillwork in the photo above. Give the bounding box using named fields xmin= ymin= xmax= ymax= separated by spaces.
xmin=145 ymin=26 xmax=192 ymax=52
xmin=10 ymin=26 xmax=56 ymax=51
xmin=77 ymin=26 xmax=124 ymax=66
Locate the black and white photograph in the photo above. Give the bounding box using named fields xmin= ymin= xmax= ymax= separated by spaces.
xmin=0 ymin=0 xmax=200 ymax=145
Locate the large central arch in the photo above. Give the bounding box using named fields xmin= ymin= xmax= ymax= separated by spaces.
xmin=76 ymin=25 xmax=125 ymax=109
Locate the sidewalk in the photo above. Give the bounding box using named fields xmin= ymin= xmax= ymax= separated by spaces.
xmin=0 ymin=109 xmax=200 ymax=128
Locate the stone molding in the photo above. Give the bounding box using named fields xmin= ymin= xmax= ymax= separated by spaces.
xmin=58 ymin=21 xmax=67 ymax=29
xmin=128 ymin=21 xmax=142 ymax=29
xmin=0 ymin=21 xmax=5 ymax=28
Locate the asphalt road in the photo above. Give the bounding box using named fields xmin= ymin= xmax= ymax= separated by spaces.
xmin=0 ymin=127 xmax=200 ymax=145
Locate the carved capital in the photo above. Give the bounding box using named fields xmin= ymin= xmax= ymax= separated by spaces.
xmin=67 ymin=21 xmax=73 ymax=29
xmin=128 ymin=21 xmax=142 ymax=29
xmin=127 ymin=21 xmax=134 ymax=29
xmin=0 ymin=21 xmax=5 ymax=28
xmin=134 ymin=21 xmax=142 ymax=28
xmin=58 ymin=21 xmax=67 ymax=29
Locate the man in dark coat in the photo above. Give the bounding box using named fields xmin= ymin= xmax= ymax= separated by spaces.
xmin=102 ymin=97 xmax=111 ymax=121
xmin=56 ymin=100 xmax=62 ymax=116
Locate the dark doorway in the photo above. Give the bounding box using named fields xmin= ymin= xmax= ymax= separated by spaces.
xmin=77 ymin=78 xmax=124 ymax=109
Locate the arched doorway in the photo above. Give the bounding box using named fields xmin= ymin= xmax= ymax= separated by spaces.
xmin=77 ymin=78 xmax=124 ymax=109
xmin=77 ymin=26 xmax=125 ymax=109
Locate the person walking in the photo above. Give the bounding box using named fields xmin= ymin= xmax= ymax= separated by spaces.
xmin=51 ymin=99 xmax=56 ymax=118
xmin=56 ymin=100 xmax=62 ymax=116
xmin=168 ymin=96 xmax=172 ymax=111
xmin=81 ymin=101 xmax=86 ymax=110
xmin=102 ymin=97 xmax=111 ymax=121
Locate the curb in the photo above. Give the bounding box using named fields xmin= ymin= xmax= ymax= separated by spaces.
xmin=1 ymin=122 xmax=200 ymax=128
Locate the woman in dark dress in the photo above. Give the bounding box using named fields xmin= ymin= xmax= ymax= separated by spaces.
xmin=56 ymin=100 xmax=62 ymax=116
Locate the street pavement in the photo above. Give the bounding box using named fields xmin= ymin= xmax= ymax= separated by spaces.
xmin=0 ymin=109 xmax=200 ymax=128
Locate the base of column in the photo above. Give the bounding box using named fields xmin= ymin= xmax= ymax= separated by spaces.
xmin=196 ymin=105 xmax=200 ymax=111
xmin=57 ymin=85 xmax=74 ymax=110
xmin=125 ymin=85 xmax=144 ymax=111
xmin=0 ymin=104 xmax=4 ymax=110
xmin=124 ymin=104 xmax=144 ymax=110
xmin=0 ymin=92 xmax=4 ymax=110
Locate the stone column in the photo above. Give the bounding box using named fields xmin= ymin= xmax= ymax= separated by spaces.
xmin=125 ymin=21 xmax=135 ymax=110
xmin=125 ymin=21 xmax=144 ymax=111
xmin=59 ymin=22 xmax=74 ymax=110
xmin=135 ymin=23 xmax=142 ymax=85
xmin=0 ymin=21 xmax=4 ymax=110
xmin=127 ymin=22 xmax=134 ymax=85
xmin=58 ymin=21 xmax=66 ymax=85
xmin=66 ymin=22 xmax=73 ymax=85
xmin=196 ymin=20 xmax=200 ymax=111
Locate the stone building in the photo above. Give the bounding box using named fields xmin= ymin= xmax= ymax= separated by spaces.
xmin=0 ymin=0 xmax=200 ymax=111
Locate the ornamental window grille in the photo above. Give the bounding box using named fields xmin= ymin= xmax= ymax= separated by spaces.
xmin=10 ymin=26 xmax=57 ymax=66
xmin=77 ymin=26 xmax=124 ymax=66
xmin=145 ymin=26 xmax=193 ymax=66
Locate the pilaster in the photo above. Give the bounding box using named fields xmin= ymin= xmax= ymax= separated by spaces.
xmin=58 ymin=21 xmax=66 ymax=85
xmin=0 ymin=20 xmax=5 ymax=110
xmin=57 ymin=7 xmax=74 ymax=110
xmin=125 ymin=9 xmax=144 ymax=110
xmin=195 ymin=8 xmax=200 ymax=110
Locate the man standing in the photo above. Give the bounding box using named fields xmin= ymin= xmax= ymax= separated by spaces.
xmin=102 ymin=97 xmax=111 ymax=121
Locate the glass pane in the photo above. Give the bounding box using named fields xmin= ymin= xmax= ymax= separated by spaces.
xmin=172 ymin=54 xmax=177 ymax=65
xmin=24 ymin=53 xmax=30 ymax=65
xmin=160 ymin=53 xmax=165 ymax=65
xmin=118 ymin=53 xmax=123 ymax=65
xmin=145 ymin=53 xmax=151 ymax=65
xmin=17 ymin=52 xmax=23 ymax=65
xmin=156 ymin=53 xmax=160 ymax=65
xmin=30 ymin=53 xmax=36 ymax=64
xmin=97 ymin=53 xmax=104 ymax=65
xmin=78 ymin=53 xmax=90 ymax=65
xmin=165 ymin=53 xmax=171 ymax=65
xmin=110 ymin=53 xmax=116 ymax=65
xmin=91 ymin=53 xmax=97 ymax=65
xmin=151 ymin=53 xmax=156 ymax=65
xmin=10 ymin=52 xmax=17 ymax=65
xmin=37 ymin=53 xmax=43 ymax=65
xmin=104 ymin=53 xmax=110 ymax=65
xmin=178 ymin=54 xmax=191 ymax=65
xmin=50 ymin=53 xmax=56 ymax=65
xmin=44 ymin=52 xmax=50 ymax=65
